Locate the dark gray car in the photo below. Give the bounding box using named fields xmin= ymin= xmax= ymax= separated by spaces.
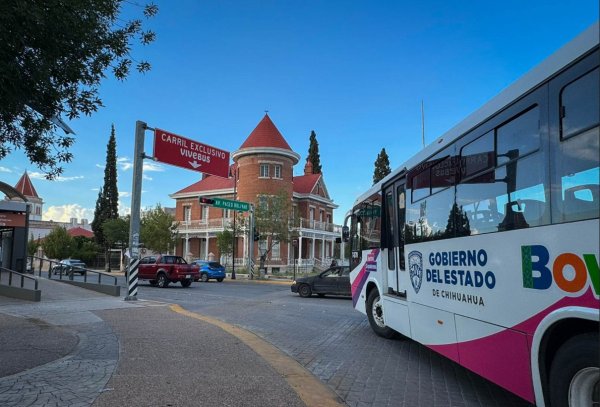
xmin=291 ymin=266 xmax=350 ymax=298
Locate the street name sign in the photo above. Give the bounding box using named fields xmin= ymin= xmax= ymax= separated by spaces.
xmin=153 ymin=128 xmax=230 ymax=178
xmin=200 ymin=197 xmax=250 ymax=212
xmin=214 ymin=198 xmax=250 ymax=211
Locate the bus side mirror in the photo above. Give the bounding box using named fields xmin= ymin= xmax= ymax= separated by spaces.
xmin=342 ymin=226 xmax=350 ymax=242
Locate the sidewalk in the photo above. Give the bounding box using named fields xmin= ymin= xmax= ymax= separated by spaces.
xmin=0 ymin=276 xmax=342 ymax=407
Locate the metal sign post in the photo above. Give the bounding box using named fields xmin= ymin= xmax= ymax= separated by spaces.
xmin=125 ymin=120 xmax=148 ymax=301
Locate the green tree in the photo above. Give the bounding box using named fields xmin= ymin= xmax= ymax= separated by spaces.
xmin=0 ymin=1 xmax=158 ymax=179
xmin=307 ymin=130 xmax=322 ymax=174
xmin=71 ymin=237 xmax=99 ymax=263
xmin=103 ymin=216 xmax=130 ymax=270
xmin=27 ymin=234 xmax=39 ymax=256
xmin=373 ymin=148 xmax=391 ymax=184
xmin=91 ymin=125 xmax=120 ymax=272
xmin=254 ymin=191 xmax=297 ymax=277
xmin=140 ymin=204 xmax=179 ymax=254
xmin=41 ymin=227 xmax=73 ymax=260
xmin=216 ymin=229 xmax=234 ymax=266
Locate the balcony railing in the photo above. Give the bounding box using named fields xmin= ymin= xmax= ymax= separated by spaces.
xmin=175 ymin=217 xmax=342 ymax=235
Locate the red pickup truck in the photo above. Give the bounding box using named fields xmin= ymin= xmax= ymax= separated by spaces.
xmin=137 ymin=255 xmax=200 ymax=288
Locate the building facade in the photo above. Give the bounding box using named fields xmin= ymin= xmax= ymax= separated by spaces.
xmin=170 ymin=114 xmax=341 ymax=273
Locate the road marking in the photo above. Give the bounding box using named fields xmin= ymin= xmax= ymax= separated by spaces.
xmin=170 ymin=304 xmax=344 ymax=407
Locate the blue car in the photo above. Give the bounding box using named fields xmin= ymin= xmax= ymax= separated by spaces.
xmin=192 ymin=260 xmax=226 ymax=282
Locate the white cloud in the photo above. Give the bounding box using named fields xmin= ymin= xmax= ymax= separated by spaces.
xmin=95 ymin=164 xmax=104 ymax=169
xmin=0 ymin=166 xmax=12 ymax=173
xmin=29 ymin=172 xmax=84 ymax=182
xmin=43 ymin=204 xmax=94 ymax=222
xmin=118 ymin=156 xmax=164 ymax=172
xmin=143 ymin=174 xmax=153 ymax=181
xmin=119 ymin=191 xmax=131 ymax=198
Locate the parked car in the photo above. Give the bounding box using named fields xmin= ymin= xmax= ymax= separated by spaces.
xmin=137 ymin=255 xmax=200 ymax=288
xmin=291 ymin=266 xmax=351 ymax=298
xmin=52 ymin=259 xmax=87 ymax=275
xmin=191 ymin=260 xmax=226 ymax=282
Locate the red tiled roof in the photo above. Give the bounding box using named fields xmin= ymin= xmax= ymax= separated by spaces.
xmin=14 ymin=171 xmax=39 ymax=198
xmin=174 ymin=174 xmax=234 ymax=194
xmin=239 ymin=114 xmax=292 ymax=150
xmin=68 ymin=227 xmax=94 ymax=238
xmin=293 ymin=174 xmax=320 ymax=194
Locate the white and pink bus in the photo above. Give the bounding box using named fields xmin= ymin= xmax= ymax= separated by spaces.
xmin=344 ymin=23 xmax=599 ymax=407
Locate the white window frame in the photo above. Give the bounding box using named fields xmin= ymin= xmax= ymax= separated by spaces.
xmin=260 ymin=164 xmax=270 ymax=178
xmin=274 ymin=164 xmax=282 ymax=179
xmin=183 ymin=206 xmax=191 ymax=223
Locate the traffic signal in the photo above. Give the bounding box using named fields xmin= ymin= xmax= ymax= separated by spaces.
xmin=199 ymin=197 xmax=214 ymax=205
xmin=253 ymin=227 xmax=260 ymax=241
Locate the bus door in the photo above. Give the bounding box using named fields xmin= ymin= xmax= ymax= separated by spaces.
xmin=383 ymin=178 xmax=407 ymax=298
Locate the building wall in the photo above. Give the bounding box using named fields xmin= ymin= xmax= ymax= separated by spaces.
xmin=236 ymin=154 xmax=294 ymax=204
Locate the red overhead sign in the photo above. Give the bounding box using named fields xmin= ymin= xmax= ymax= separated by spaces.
xmin=153 ymin=128 xmax=230 ymax=178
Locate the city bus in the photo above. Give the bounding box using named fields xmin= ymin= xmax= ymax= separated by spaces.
xmin=344 ymin=22 xmax=599 ymax=407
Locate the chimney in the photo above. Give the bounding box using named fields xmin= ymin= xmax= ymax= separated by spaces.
xmin=304 ymin=160 xmax=313 ymax=176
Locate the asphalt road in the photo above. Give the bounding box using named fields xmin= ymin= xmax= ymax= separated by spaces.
xmin=121 ymin=278 xmax=532 ymax=407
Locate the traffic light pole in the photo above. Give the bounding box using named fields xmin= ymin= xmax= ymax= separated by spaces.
xmin=248 ymin=204 xmax=254 ymax=279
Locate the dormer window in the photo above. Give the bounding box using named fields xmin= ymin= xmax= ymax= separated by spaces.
xmin=260 ymin=164 xmax=269 ymax=178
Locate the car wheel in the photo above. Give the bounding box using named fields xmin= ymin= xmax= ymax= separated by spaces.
xmin=157 ymin=273 xmax=169 ymax=288
xmin=181 ymin=279 xmax=192 ymax=288
xmin=216 ymin=278 xmax=224 ymax=282
xmin=549 ymin=332 xmax=599 ymax=407
xmin=200 ymin=273 xmax=209 ymax=282
xmin=298 ymin=284 xmax=312 ymax=298
xmin=149 ymin=280 xmax=158 ymax=286
xmin=366 ymin=289 xmax=396 ymax=339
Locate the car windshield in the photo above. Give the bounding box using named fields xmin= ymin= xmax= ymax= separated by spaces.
xmin=208 ymin=262 xmax=222 ymax=268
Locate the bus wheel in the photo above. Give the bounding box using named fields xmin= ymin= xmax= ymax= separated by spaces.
xmin=366 ymin=289 xmax=396 ymax=339
xmin=549 ymin=332 xmax=599 ymax=407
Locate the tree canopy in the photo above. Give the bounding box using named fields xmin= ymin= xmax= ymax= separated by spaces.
xmin=0 ymin=0 xmax=158 ymax=179
xmin=140 ymin=204 xmax=178 ymax=254
xmin=373 ymin=148 xmax=391 ymax=184
xmin=307 ymin=130 xmax=322 ymax=174
xmin=41 ymin=227 xmax=73 ymax=260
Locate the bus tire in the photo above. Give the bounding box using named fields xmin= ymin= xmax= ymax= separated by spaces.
xmin=549 ymin=332 xmax=599 ymax=407
xmin=366 ymin=289 xmax=396 ymax=339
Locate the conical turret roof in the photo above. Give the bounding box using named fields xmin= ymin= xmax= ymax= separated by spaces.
xmin=239 ymin=114 xmax=292 ymax=150
xmin=14 ymin=171 xmax=39 ymax=198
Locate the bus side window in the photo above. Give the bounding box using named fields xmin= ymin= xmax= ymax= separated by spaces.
xmin=554 ymin=68 xmax=600 ymax=223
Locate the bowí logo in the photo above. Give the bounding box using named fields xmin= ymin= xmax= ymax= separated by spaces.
xmin=522 ymin=245 xmax=599 ymax=296
xmin=408 ymin=251 xmax=423 ymax=293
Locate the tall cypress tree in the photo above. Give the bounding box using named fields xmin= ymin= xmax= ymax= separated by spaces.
xmin=91 ymin=125 xmax=119 ymax=271
xmin=104 ymin=125 xmax=119 ymax=219
xmin=373 ymin=148 xmax=391 ymax=184
xmin=307 ymin=130 xmax=322 ymax=174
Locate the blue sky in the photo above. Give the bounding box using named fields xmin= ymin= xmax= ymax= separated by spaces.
xmin=1 ymin=1 xmax=598 ymax=225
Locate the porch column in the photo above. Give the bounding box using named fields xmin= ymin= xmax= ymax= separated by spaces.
xmin=321 ymin=236 xmax=325 ymax=260
xmin=204 ymin=234 xmax=209 ymax=260
xmin=184 ymin=234 xmax=190 ymax=262
xmin=298 ymin=236 xmax=303 ymax=265
xmin=311 ymin=238 xmax=315 ymax=260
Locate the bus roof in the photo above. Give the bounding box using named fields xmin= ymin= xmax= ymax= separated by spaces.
xmin=353 ymin=22 xmax=599 ymax=208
